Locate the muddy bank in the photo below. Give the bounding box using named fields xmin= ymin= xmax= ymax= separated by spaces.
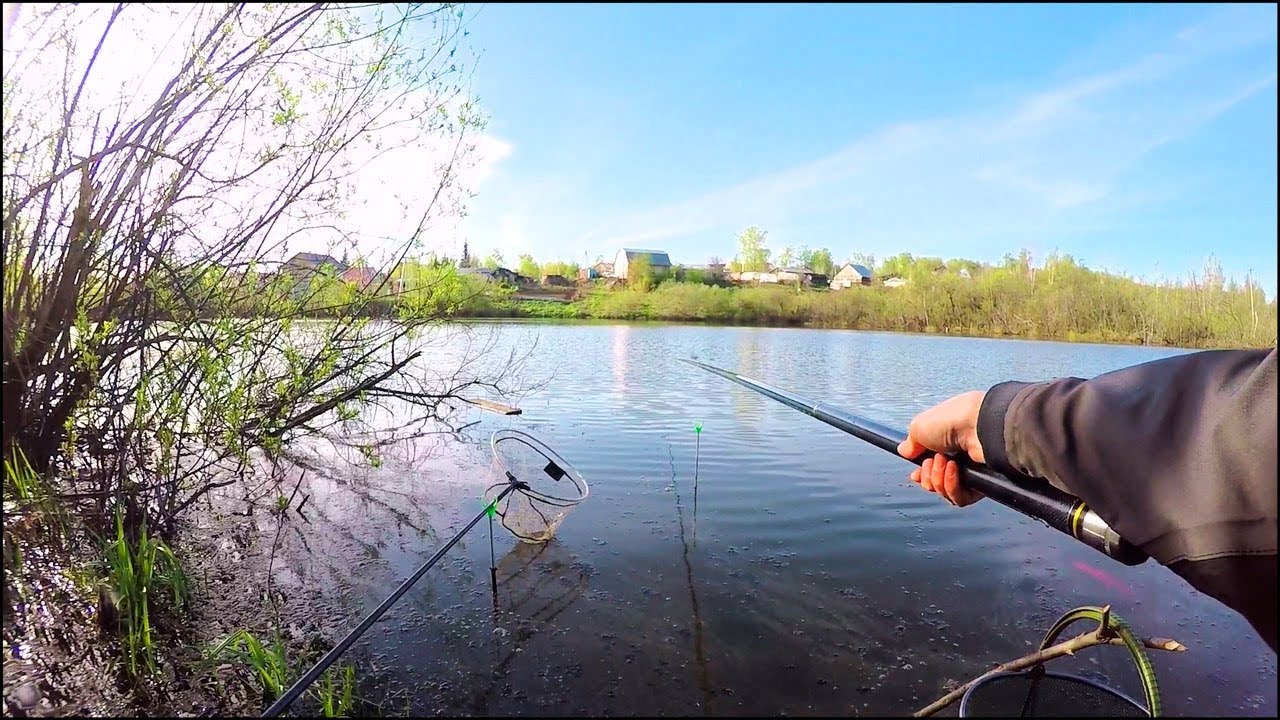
xmin=4 ymin=428 xmax=501 ymax=718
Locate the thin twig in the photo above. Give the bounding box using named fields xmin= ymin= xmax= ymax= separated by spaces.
xmin=913 ymin=631 xmax=1185 ymax=717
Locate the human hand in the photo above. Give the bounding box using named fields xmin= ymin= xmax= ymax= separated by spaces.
xmin=896 ymin=390 xmax=987 ymax=507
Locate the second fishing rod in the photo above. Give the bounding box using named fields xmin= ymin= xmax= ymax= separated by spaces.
xmin=683 ymin=359 xmax=1148 ymax=567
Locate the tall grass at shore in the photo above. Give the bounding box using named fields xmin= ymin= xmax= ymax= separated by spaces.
xmin=102 ymin=511 xmax=190 ymax=678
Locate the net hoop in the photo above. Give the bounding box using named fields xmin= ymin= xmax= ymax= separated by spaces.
xmin=960 ymin=670 xmax=1149 ymax=717
xmin=490 ymin=429 xmax=589 ymax=506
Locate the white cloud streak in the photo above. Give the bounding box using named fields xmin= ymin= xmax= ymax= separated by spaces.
xmin=565 ymin=7 xmax=1275 ymax=267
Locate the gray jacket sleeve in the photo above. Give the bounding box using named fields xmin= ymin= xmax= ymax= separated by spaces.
xmin=976 ymin=348 xmax=1277 ymax=652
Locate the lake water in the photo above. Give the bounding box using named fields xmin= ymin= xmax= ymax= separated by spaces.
xmin=250 ymin=323 xmax=1276 ymax=716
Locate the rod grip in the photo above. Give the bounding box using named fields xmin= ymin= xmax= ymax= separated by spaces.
xmin=921 ymin=450 xmax=1148 ymax=566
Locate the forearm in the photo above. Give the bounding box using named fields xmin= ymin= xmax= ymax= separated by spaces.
xmin=976 ymin=348 xmax=1277 ymax=564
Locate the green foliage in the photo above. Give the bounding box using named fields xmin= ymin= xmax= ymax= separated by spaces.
xmin=801 ymin=247 xmax=836 ymax=276
xmin=391 ymin=261 xmax=494 ymax=317
xmin=503 ymin=299 xmax=581 ymax=319
xmin=4 ymin=448 xmax=45 ymax=507
xmin=582 ymin=288 xmax=650 ymax=318
xmin=877 ymin=252 xmax=915 ymax=280
xmin=733 ymin=226 xmax=771 ymax=272
xmin=315 ymin=664 xmax=358 ymax=717
xmin=541 ymin=260 xmax=580 ymax=279
xmin=210 ymin=630 xmax=290 ymax=700
xmin=4 ymin=448 xmax=68 ymax=575
xmin=4 ymin=1 xmax=511 ymax=698
xmin=210 ymin=630 xmax=357 ymax=715
xmin=481 ymin=250 xmax=505 ymax=270
xmin=516 ymin=254 xmax=540 ymax=279
xmin=102 ymin=510 xmax=190 ymax=678
xmin=776 ymin=246 xmax=796 ymax=268
xmin=627 ymin=253 xmax=655 ymax=291
xmin=679 ymin=268 xmax=719 ymax=286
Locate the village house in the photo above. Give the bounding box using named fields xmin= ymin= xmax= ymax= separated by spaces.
xmin=831 ymin=262 xmax=873 ymax=289
xmin=281 ymin=252 xmax=347 ymax=283
xmin=731 ymin=265 xmax=827 ymax=287
xmin=733 ymin=269 xmax=778 ymax=284
xmin=339 ymin=264 xmax=386 ymax=291
xmin=610 ymin=249 xmax=672 ymax=279
xmin=460 ymin=266 xmax=520 ymax=285
xmin=775 ymin=267 xmax=829 ymax=287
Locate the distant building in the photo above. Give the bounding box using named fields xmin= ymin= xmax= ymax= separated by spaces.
xmin=831 ymin=263 xmax=873 ymax=289
xmin=775 ymin=267 xmax=829 ymax=287
xmin=541 ymin=274 xmax=573 ymax=287
xmin=734 ymin=270 xmax=778 ymax=284
xmin=282 ymin=252 xmax=347 ymax=283
xmin=883 ymin=276 xmax=908 ymax=288
xmin=611 ymin=248 xmax=672 ymax=279
xmin=340 ymin=265 xmax=385 ymax=290
xmin=593 ymin=261 xmax=614 ymax=277
xmin=731 ymin=266 xmax=827 ymax=287
xmin=460 ymin=266 xmax=520 ymax=285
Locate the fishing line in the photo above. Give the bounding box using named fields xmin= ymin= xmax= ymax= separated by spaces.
xmin=693 ymin=421 xmax=701 ymax=540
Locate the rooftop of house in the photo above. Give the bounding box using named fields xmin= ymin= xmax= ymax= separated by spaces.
xmin=285 ymin=252 xmax=346 ymax=269
xmin=621 ymin=248 xmax=672 ymax=265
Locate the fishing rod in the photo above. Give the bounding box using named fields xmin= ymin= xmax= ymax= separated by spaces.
xmin=262 ymin=481 xmax=523 ymax=717
xmin=682 ymin=359 xmax=1147 ymax=567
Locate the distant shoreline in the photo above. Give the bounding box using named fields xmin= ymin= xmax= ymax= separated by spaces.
xmin=453 ymin=315 xmax=1219 ymax=352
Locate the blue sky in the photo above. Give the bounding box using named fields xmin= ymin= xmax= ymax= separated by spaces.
xmin=454 ymin=3 xmax=1277 ymax=293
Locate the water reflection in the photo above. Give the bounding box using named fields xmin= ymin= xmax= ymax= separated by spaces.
xmin=669 ymin=438 xmax=713 ymax=714
xmin=492 ymin=540 xmax=589 ymax=657
xmin=610 ymin=324 xmax=631 ymax=395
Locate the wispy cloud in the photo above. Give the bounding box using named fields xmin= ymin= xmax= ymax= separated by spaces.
xmin=573 ymin=7 xmax=1275 ymax=263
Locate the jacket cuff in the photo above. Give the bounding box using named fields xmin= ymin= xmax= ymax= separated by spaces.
xmin=977 ymin=381 xmax=1032 ymax=474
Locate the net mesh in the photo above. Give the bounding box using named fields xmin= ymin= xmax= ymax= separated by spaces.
xmin=486 ymin=430 xmax=588 ymax=543
xmin=961 ymin=671 xmax=1149 ymax=717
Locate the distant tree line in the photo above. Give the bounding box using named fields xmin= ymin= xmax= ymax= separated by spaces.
xmin=448 ymin=248 xmax=1275 ymax=350
xmin=265 ymin=231 xmax=1274 ymax=350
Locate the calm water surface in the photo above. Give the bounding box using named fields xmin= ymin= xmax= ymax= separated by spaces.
xmin=260 ymin=324 xmax=1276 ymax=716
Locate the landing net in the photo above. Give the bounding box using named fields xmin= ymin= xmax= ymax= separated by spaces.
xmin=485 ymin=429 xmax=589 ymax=543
